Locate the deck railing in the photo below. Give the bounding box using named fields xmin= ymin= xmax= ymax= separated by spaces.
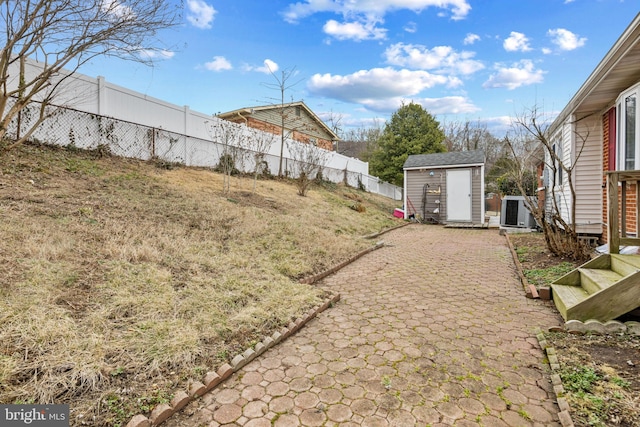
xmin=607 ymin=170 xmax=640 ymax=253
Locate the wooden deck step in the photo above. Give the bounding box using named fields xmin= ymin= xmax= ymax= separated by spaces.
xmin=552 ymin=253 xmax=640 ymax=321
xmin=549 ymin=284 xmax=589 ymax=320
xmin=611 ymin=254 xmax=640 ymax=276
xmin=579 ymin=268 xmax=623 ymax=295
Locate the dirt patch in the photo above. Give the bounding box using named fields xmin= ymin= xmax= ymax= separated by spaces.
xmin=508 ymin=232 xmax=640 ymax=426
xmin=509 ymin=232 xmax=582 ymax=275
xmin=545 ymin=332 xmax=640 ymax=427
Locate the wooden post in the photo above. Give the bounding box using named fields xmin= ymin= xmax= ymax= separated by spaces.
xmin=608 ymin=172 xmax=620 ymax=254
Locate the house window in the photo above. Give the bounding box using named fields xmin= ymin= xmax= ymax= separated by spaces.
xmin=616 ymin=82 xmax=640 ymax=170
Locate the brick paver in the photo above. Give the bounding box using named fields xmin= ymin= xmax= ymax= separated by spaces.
xmin=166 ymin=226 xmax=563 ymax=426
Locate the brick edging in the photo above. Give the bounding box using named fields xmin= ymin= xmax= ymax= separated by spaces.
xmin=125 ymin=292 xmax=342 ymax=427
xmin=503 ymin=232 xmax=539 ymax=299
xmin=299 ymin=241 xmax=386 ymax=285
xmin=362 ymin=221 xmax=410 ymax=240
xmin=535 ymin=328 xmax=575 ymax=427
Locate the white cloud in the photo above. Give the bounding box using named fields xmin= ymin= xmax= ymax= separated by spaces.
xmin=282 ymin=0 xmax=472 ymax=24
xmin=100 ymin=0 xmax=135 ymax=20
xmin=350 ymin=96 xmax=479 ymax=114
xmin=384 ymin=43 xmax=484 ymax=75
xmin=483 ymin=60 xmax=545 ymax=90
xmin=541 ymin=47 xmax=552 ymax=55
xmin=503 ymin=31 xmax=532 ymax=52
xmin=139 ymin=49 xmax=175 ymax=60
xmin=243 ymin=59 xmax=279 ymax=74
xmin=404 ymin=21 xmax=418 ymax=33
xmin=204 ymin=56 xmax=232 ymax=71
xmin=480 ymin=116 xmax=513 ymax=137
xmin=186 ymin=0 xmax=216 ymax=29
xmin=323 ymin=19 xmax=387 ymax=41
xmin=548 ymin=28 xmax=586 ymax=51
xmin=463 ymin=33 xmax=480 ymax=45
xmin=307 ymin=67 xmax=462 ymax=109
xmin=411 ymin=96 xmax=480 ymax=114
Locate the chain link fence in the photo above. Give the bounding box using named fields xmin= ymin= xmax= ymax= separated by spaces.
xmin=7 ymin=100 xmax=402 ymax=200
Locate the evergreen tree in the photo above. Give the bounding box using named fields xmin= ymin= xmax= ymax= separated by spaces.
xmin=369 ymin=103 xmax=446 ymax=186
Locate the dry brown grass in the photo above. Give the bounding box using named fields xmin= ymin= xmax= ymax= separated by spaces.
xmin=0 ymin=142 xmax=400 ymax=426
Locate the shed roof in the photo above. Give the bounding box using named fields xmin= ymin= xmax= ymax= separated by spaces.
xmin=403 ymin=150 xmax=485 ymax=170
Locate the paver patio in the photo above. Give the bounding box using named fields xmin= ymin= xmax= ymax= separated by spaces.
xmin=166 ymin=225 xmax=564 ymax=426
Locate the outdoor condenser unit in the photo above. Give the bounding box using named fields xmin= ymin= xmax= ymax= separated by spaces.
xmin=500 ymin=195 xmax=536 ymax=228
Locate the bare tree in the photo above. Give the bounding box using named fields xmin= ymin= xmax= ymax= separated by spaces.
xmin=287 ymin=139 xmax=329 ymax=196
xmin=323 ymin=109 xmax=343 ymax=150
xmin=247 ymin=126 xmax=275 ymax=192
xmin=339 ymin=119 xmax=383 ymax=161
xmin=441 ymin=119 xmax=503 ymax=171
xmin=505 ymin=106 xmax=591 ymax=260
xmin=261 ymin=65 xmax=304 ymax=177
xmin=0 ymin=0 xmax=180 ymax=152
xmin=207 ymin=119 xmax=243 ymax=194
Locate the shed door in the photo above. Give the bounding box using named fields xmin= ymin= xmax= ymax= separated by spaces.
xmin=446 ymin=169 xmax=472 ymax=221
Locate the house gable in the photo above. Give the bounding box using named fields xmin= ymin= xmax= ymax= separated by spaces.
xmin=217 ymin=102 xmax=338 ymax=151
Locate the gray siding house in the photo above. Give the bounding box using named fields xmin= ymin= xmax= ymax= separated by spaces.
xmin=403 ymin=150 xmax=485 ymax=224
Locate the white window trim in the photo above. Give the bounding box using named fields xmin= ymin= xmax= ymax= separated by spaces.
xmin=616 ymin=81 xmax=640 ymax=171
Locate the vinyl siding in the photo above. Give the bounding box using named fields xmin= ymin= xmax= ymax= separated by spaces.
xmin=573 ymin=116 xmax=604 ymax=234
xmin=546 ymin=117 xmax=603 ymax=235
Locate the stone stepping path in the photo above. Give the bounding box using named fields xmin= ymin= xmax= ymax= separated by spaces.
xmin=165 ymin=225 xmax=563 ymax=426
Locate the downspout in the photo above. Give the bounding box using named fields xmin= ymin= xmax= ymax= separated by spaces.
xmin=236 ymin=111 xmax=249 ymax=125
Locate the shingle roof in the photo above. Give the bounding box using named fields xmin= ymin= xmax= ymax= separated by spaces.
xmin=403 ymin=150 xmax=485 ymax=169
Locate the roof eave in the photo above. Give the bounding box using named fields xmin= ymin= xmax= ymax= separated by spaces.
xmin=550 ymin=12 xmax=640 ymax=132
xmin=404 ymin=162 xmax=484 ymax=171
xmin=217 ymin=101 xmax=340 ymax=141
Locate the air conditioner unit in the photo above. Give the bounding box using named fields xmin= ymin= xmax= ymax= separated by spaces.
xmin=500 ymin=195 xmax=537 ymax=228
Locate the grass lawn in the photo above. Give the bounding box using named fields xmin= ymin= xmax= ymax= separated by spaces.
xmin=0 ymin=142 xmax=401 ymax=426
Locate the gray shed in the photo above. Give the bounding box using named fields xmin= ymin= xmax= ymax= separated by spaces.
xmin=403 ymin=150 xmax=485 ymax=224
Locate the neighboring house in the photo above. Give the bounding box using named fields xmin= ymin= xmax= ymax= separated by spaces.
xmin=403 ymin=150 xmax=485 ymax=224
xmin=216 ymin=101 xmax=338 ymax=151
xmin=546 ymin=13 xmax=640 ymax=241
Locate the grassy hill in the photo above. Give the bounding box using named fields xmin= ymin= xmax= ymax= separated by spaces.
xmin=0 ymin=142 xmax=401 ymax=426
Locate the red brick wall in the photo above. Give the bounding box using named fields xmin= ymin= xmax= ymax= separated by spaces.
xmin=602 ymin=107 xmax=637 ymax=243
xmin=232 ymin=118 xmax=333 ymax=151
xmin=291 ymin=130 xmax=333 ymax=150
xmin=624 ymin=183 xmax=638 ymax=235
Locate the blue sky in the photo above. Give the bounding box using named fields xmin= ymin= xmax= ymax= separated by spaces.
xmin=79 ymin=0 xmax=639 ymax=136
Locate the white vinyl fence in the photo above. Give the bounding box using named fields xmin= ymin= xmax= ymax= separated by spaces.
xmin=6 ymin=59 xmax=402 ymax=199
